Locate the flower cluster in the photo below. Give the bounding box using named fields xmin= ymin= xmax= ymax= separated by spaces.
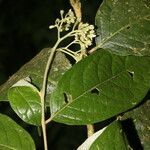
xmin=75 ymin=23 xmax=96 ymax=48
xmin=49 ymin=9 xmax=76 ymax=32
xmin=49 ymin=9 xmax=96 ymax=62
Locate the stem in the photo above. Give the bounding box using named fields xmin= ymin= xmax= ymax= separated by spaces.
xmin=41 ymin=41 xmax=60 ymax=95
xmin=40 ymin=40 xmax=60 ymax=150
xmin=61 ymin=30 xmax=76 ymax=40
xmin=57 ymin=27 xmax=60 ymax=40
xmin=72 ymin=20 xmax=79 ymax=31
xmin=45 ymin=117 xmax=52 ymax=124
xmin=87 ymin=124 xmax=94 ymax=137
xmin=40 ymin=29 xmax=75 ymax=149
xmin=66 ymin=40 xmax=76 ymax=49
xmin=57 ymin=49 xmax=76 ymax=59
xmin=88 ymin=45 xmax=100 ymax=54
xmin=59 ymin=46 xmax=76 ymax=54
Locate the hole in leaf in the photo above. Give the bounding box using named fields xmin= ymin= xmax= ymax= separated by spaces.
xmin=127 ymin=70 xmax=134 ymax=77
xmin=63 ymin=92 xmax=72 ymax=104
xmin=91 ymin=88 xmax=100 ymax=95
xmin=126 ymin=26 xmax=130 ymax=29
xmin=63 ymin=93 xmax=69 ymax=104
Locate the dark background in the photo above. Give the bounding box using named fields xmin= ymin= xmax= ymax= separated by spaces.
xmin=0 ymin=0 xmax=101 ymax=84
xmin=0 ymin=0 xmax=102 ymax=149
xmin=0 ymin=1 xmax=149 ymax=149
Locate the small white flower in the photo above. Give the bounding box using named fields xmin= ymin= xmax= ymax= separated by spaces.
xmin=49 ymin=25 xmax=56 ymax=29
xmin=49 ymin=9 xmax=76 ymax=32
xmin=60 ymin=10 xmax=64 ymax=18
xmin=65 ymin=9 xmax=76 ymax=23
xmin=75 ymin=23 xmax=96 ymax=48
xmin=48 ymin=9 xmax=96 ymax=62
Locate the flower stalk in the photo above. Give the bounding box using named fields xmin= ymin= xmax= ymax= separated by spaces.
xmin=40 ymin=9 xmax=96 ymax=150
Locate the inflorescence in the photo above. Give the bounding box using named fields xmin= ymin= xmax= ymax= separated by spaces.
xmin=49 ymin=9 xmax=96 ymax=62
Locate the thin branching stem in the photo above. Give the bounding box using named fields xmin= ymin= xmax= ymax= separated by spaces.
xmin=40 ymin=39 xmax=60 ymax=150
xmin=40 ymin=7 xmax=96 ymax=149
xmin=45 ymin=117 xmax=51 ymax=124
xmin=60 ymin=47 xmax=76 ymax=54
xmin=72 ymin=20 xmax=79 ymax=31
xmin=57 ymin=48 xmax=77 ymax=60
xmin=40 ymin=30 xmax=78 ymax=149
xmin=66 ymin=40 xmax=77 ymax=49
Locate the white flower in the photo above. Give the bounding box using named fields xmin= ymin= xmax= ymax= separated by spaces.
xmin=48 ymin=9 xmax=96 ymax=62
xmin=49 ymin=9 xmax=76 ymax=32
xmin=65 ymin=9 xmax=76 ymax=24
xmin=75 ymin=23 xmax=96 ymax=48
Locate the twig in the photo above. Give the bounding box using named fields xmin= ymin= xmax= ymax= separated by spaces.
xmin=87 ymin=124 xmax=95 ymax=137
xmin=40 ymin=29 xmax=78 ymax=149
xmin=40 ymin=40 xmax=60 ymax=150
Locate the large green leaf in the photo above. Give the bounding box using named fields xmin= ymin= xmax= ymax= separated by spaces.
xmin=50 ymin=49 xmax=150 ymax=125
xmin=8 ymin=79 xmax=41 ymax=126
xmin=0 ymin=48 xmax=71 ymax=102
xmin=0 ymin=114 xmax=35 ymax=150
xmin=78 ymin=121 xmax=128 ymax=150
xmin=95 ymin=0 xmax=150 ymax=56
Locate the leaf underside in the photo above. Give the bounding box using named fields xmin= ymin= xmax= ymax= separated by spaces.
xmin=0 ymin=48 xmax=71 ymax=103
xmin=77 ymin=126 xmax=107 ymax=150
xmin=89 ymin=121 xmax=129 ymax=150
xmin=0 ymin=114 xmax=35 ymax=150
xmin=95 ymin=0 xmax=150 ymax=56
xmin=50 ymin=49 xmax=150 ymax=125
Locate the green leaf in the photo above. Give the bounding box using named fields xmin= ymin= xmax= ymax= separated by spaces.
xmin=95 ymin=0 xmax=150 ymax=56
xmin=0 ymin=113 xmax=35 ymax=150
xmin=0 ymin=48 xmax=71 ymax=102
xmin=50 ymin=49 xmax=150 ymax=125
xmin=122 ymin=99 xmax=150 ymax=150
xmin=80 ymin=121 xmax=128 ymax=150
xmin=8 ymin=78 xmax=41 ymax=126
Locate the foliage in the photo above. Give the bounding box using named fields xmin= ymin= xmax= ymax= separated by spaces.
xmin=0 ymin=0 xmax=149 ymax=149
xmin=0 ymin=114 xmax=35 ymax=150
xmin=78 ymin=121 xmax=128 ymax=150
xmin=50 ymin=49 xmax=150 ymax=125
